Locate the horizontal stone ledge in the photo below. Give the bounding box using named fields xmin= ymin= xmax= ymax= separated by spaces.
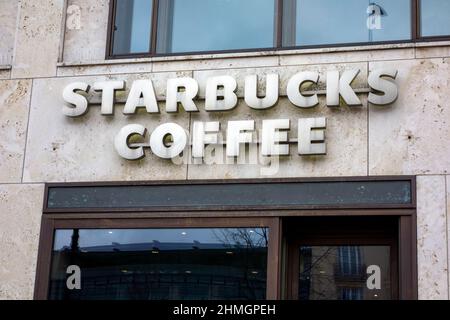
xmin=55 ymin=42 xmax=427 ymax=69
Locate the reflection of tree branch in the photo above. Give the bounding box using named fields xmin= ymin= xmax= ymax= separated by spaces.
xmin=301 ymin=248 xmax=334 ymax=274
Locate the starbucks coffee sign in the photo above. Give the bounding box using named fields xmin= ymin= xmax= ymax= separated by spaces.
xmin=61 ymin=69 xmax=398 ymax=160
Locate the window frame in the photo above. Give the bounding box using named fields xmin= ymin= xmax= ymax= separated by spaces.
xmin=34 ymin=177 xmax=417 ymax=300
xmin=105 ymin=0 xmax=450 ymax=60
xmin=34 ymin=216 xmax=282 ymax=300
xmin=284 ymin=217 xmax=399 ymax=300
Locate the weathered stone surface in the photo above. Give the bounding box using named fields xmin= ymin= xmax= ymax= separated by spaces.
xmin=0 ymin=0 xmax=18 ymax=66
xmin=187 ymin=96 xmax=368 ymax=179
xmin=63 ymin=0 xmax=109 ymax=63
xmin=23 ymin=74 xmax=191 ymax=182
xmin=280 ymin=47 xmax=415 ymax=66
xmin=0 ymin=183 xmax=44 ymax=300
xmin=0 ymin=68 xmax=10 ymax=80
xmin=417 ymin=176 xmax=448 ymax=300
xmin=369 ymin=58 xmax=450 ymax=175
xmin=0 ymin=80 xmax=32 ymax=183
xmin=152 ymin=55 xmax=279 ymax=73
xmin=12 ymin=0 xmax=64 ymax=78
xmin=57 ymin=61 xmax=152 ymax=77
xmin=416 ymin=43 xmax=450 ymax=59
xmin=447 ymin=175 xmax=450 ymax=298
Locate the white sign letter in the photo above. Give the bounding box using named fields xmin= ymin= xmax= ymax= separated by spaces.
xmin=123 ymin=80 xmax=159 ymax=114
xmin=114 ymin=124 xmax=146 ymax=160
xmin=150 ymin=123 xmax=187 ymax=159
xmin=368 ymin=69 xmax=398 ymax=105
xmin=287 ymin=72 xmax=320 ymax=108
xmin=192 ymin=121 xmax=220 ymax=158
xmin=298 ymin=117 xmax=327 ymax=155
xmin=93 ymin=80 xmax=125 ymax=115
xmin=166 ymin=77 xmax=199 ymax=112
xmin=261 ymin=119 xmax=290 ymax=156
xmin=326 ymin=70 xmax=362 ymax=107
xmin=226 ymin=120 xmax=255 ymax=157
xmin=205 ymin=76 xmax=238 ymax=111
xmin=245 ymin=74 xmax=279 ymax=110
xmin=62 ymin=82 xmax=90 ymax=117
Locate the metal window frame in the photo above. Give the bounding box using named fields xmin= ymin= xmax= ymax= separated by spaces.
xmin=105 ymin=0 xmax=450 ymax=60
xmin=34 ymin=177 xmax=418 ymax=300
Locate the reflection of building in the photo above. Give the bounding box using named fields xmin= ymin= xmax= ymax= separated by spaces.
xmin=50 ymin=241 xmax=267 ymax=300
xmin=300 ymin=246 xmax=390 ymax=300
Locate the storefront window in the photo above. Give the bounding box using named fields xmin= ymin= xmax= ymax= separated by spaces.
xmin=420 ymin=0 xmax=450 ymax=37
xmin=299 ymin=246 xmax=392 ymax=300
xmin=282 ymin=0 xmax=411 ymax=46
xmin=155 ymin=0 xmax=276 ymax=53
xmin=112 ymin=0 xmax=153 ymax=54
xmin=48 ymin=228 xmax=268 ymax=300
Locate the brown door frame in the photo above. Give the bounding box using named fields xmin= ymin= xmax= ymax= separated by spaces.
xmin=35 ymin=177 xmax=417 ymax=300
xmin=284 ymin=217 xmax=400 ymax=300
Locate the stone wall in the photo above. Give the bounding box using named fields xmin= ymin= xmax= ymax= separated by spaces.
xmin=0 ymin=0 xmax=449 ymax=299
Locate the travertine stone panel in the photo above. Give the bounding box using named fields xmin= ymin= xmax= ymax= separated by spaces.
xmin=0 ymin=183 xmax=44 ymax=300
xmin=23 ymin=73 xmax=190 ymax=182
xmin=63 ymin=0 xmax=109 ymax=63
xmin=447 ymin=175 xmax=450 ymax=298
xmin=369 ymin=58 xmax=450 ymax=175
xmin=12 ymin=0 xmax=64 ymax=78
xmin=279 ymin=47 xmax=415 ymax=66
xmin=0 ymin=79 xmax=32 ymax=183
xmin=417 ymin=176 xmax=449 ymax=300
xmin=0 ymin=0 xmax=18 ymax=66
xmin=416 ymin=45 xmax=450 ymax=59
xmin=187 ymin=96 xmax=368 ymax=179
xmin=152 ymin=55 xmax=279 ymax=73
xmin=57 ymin=62 xmax=152 ymax=77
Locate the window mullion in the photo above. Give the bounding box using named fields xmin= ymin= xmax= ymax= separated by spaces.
xmin=150 ymin=0 xmax=160 ymax=56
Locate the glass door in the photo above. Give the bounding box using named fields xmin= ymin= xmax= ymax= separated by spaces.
xmin=284 ymin=217 xmax=399 ymax=300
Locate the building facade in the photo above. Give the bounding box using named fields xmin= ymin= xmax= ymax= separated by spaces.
xmin=0 ymin=0 xmax=449 ymax=300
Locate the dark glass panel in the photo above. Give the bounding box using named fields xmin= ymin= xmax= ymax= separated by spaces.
xmin=299 ymin=245 xmax=391 ymax=300
xmin=49 ymin=228 xmax=268 ymax=300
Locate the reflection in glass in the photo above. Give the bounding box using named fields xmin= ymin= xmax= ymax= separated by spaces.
xmin=299 ymin=246 xmax=391 ymax=300
xmin=420 ymin=0 xmax=450 ymax=37
xmin=49 ymin=228 xmax=268 ymax=300
xmin=112 ymin=0 xmax=153 ymax=54
xmin=283 ymin=0 xmax=411 ymax=46
xmin=156 ymin=0 xmax=275 ymax=53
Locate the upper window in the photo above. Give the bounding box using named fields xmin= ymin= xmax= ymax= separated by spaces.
xmin=156 ymin=0 xmax=276 ymax=53
xmin=107 ymin=0 xmax=450 ymax=58
xmin=420 ymin=0 xmax=450 ymax=37
xmin=282 ymin=0 xmax=411 ymax=47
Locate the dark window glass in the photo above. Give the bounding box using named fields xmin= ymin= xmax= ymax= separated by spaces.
xmin=299 ymin=246 xmax=391 ymax=300
xmin=420 ymin=0 xmax=450 ymax=37
xmin=48 ymin=228 xmax=268 ymax=300
xmin=283 ymin=0 xmax=411 ymax=46
xmin=112 ymin=0 xmax=153 ymax=55
xmin=156 ymin=0 xmax=276 ymax=53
